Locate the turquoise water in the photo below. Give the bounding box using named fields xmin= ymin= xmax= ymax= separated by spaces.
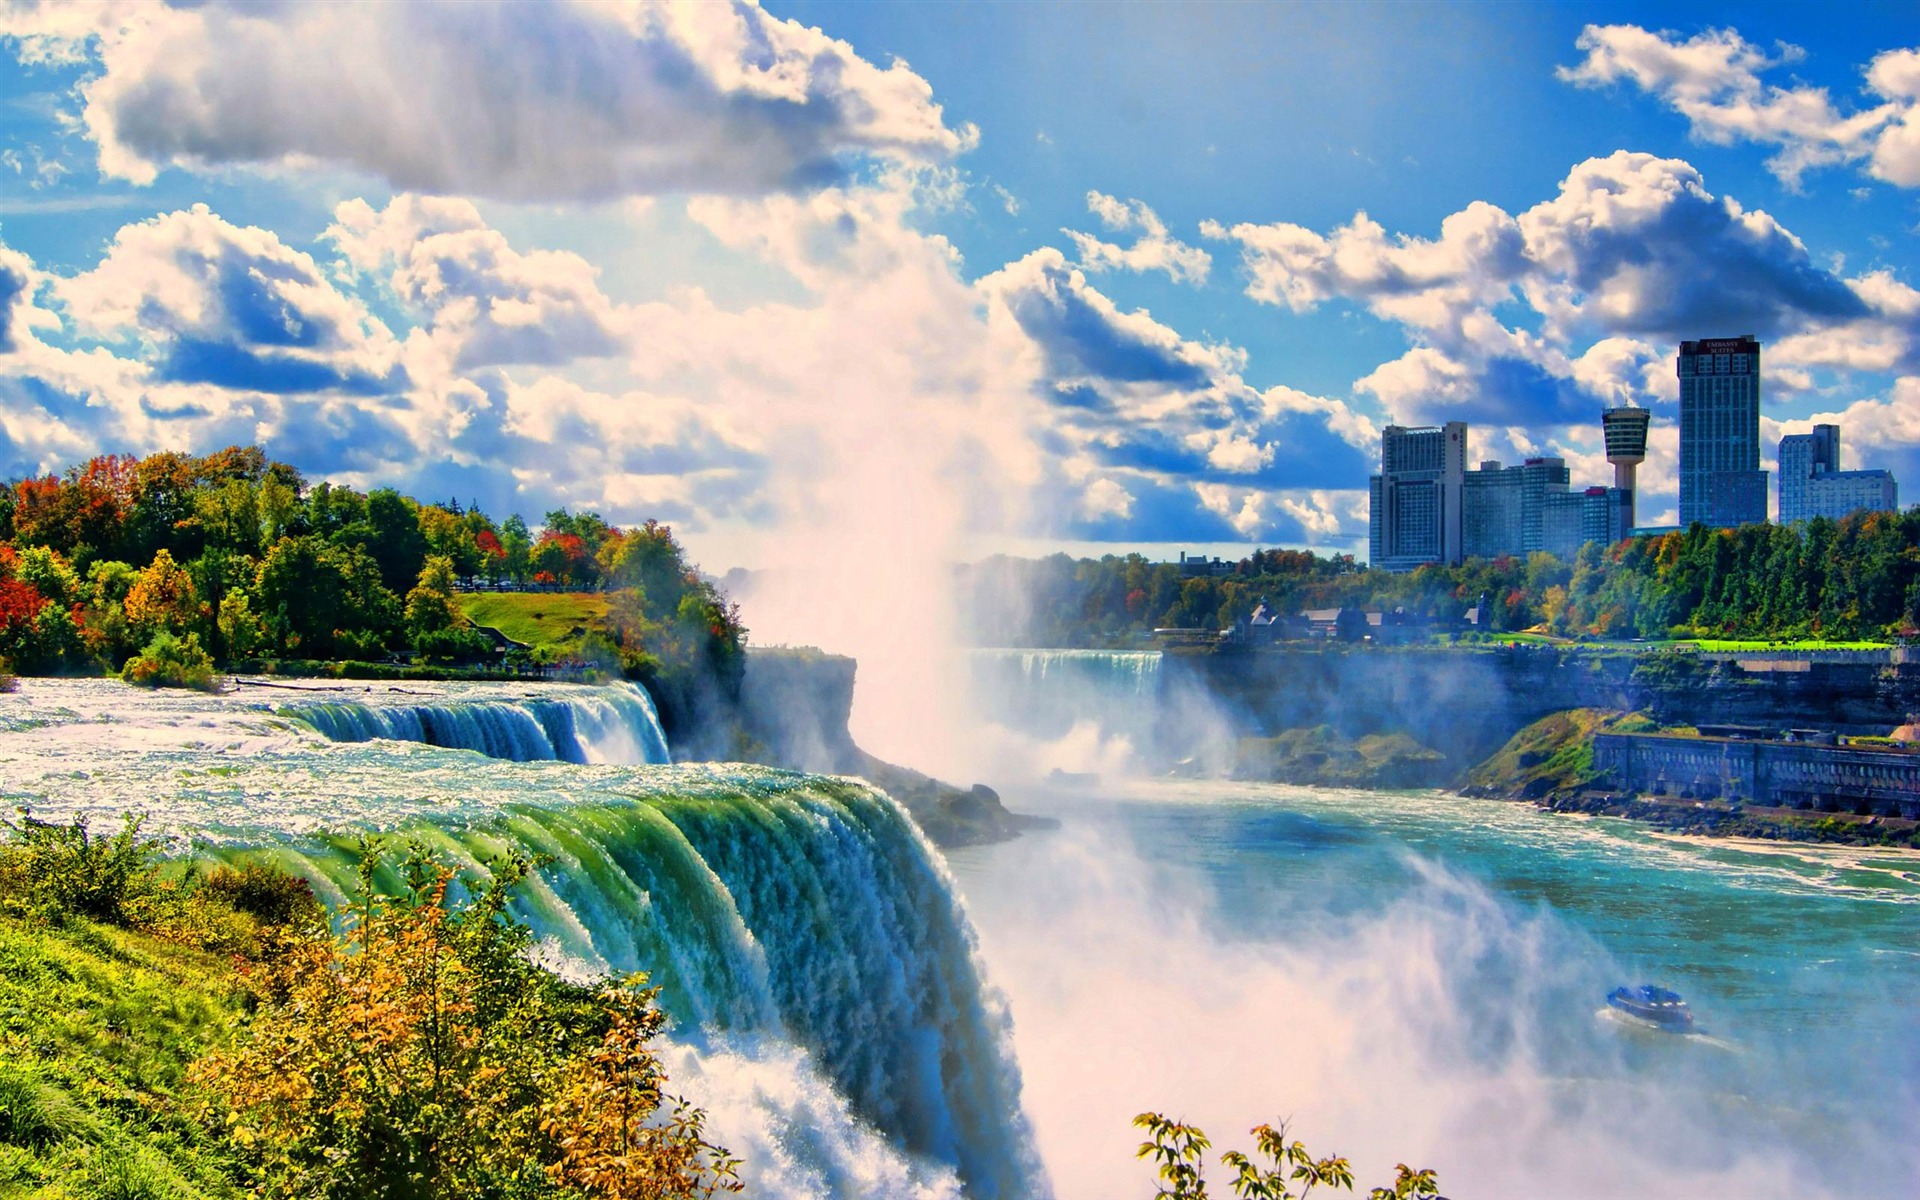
xmin=946 ymin=780 xmax=1920 ymax=1199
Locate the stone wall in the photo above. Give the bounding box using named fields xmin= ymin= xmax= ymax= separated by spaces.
xmin=1593 ymin=732 xmax=1920 ymax=818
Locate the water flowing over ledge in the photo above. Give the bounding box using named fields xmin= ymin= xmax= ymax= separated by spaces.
xmin=285 ymin=680 xmax=673 ymax=765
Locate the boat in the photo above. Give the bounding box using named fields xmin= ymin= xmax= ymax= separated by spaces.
xmin=1606 ymin=984 xmax=1695 ymax=1031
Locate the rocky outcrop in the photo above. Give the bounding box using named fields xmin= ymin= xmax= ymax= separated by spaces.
xmin=724 ymin=646 xmax=1053 ymax=848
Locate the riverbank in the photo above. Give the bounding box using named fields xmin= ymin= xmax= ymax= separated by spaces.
xmin=1459 ymin=708 xmax=1920 ymax=849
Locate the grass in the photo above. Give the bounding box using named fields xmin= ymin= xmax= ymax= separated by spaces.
xmin=1464 ymin=708 xmax=1661 ymax=800
xmin=454 ymin=592 xmax=608 ymax=655
xmin=0 ymin=917 xmax=247 ymax=1198
xmin=1678 ymin=638 xmax=1893 ymax=652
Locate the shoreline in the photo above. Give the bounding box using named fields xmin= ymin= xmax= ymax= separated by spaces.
xmin=1482 ymin=787 xmax=1920 ymax=851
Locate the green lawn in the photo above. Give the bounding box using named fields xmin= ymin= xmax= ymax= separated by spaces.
xmin=454 ymin=592 xmax=608 ymax=654
xmin=1679 ymin=638 xmax=1893 ymax=652
xmin=0 ymin=917 xmax=246 ymax=1198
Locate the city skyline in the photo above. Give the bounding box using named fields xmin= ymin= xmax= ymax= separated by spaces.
xmin=0 ymin=6 xmax=1917 ymax=574
xmin=1368 ymin=329 xmax=1901 ymax=568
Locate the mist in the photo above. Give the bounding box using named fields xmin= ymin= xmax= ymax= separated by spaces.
xmin=947 ymin=790 xmax=1920 ymax=1200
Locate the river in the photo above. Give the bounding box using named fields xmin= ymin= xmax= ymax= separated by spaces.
xmin=4 ymin=678 xmax=1915 ymax=1199
xmin=947 ymin=779 xmax=1920 ymax=1199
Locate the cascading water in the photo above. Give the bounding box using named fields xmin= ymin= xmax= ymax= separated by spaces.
xmin=0 ymin=680 xmax=1047 ymax=1200
xmin=286 ymin=679 xmax=672 ymax=764
xmin=966 ymin=649 xmax=1168 ymax=776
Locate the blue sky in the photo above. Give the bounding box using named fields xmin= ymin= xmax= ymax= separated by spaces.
xmin=0 ymin=1 xmax=1918 ymax=571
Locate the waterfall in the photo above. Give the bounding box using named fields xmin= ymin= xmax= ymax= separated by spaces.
xmin=217 ymin=769 xmax=1047 ymax=1200
xmin=286 ymin=680 xmax=672 ymax=765
xmin=0 ymin=680 xmax=1049 ymax=1197
xmin=967 ymin=650 xmax=1166 ymax=769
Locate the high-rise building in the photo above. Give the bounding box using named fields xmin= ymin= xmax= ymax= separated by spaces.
xmin=1602 ymin=405 xmax=1651 ymax=527
xmin=1678 ymin=335 xmax=1767 ymax=527
xmin=1778 ymin=424 xmax=1897 ymax=523
xmin=1518 ymin=457 xmax=1570 ymax=553
xmin=1541 ymin=487 xmax=1633 ymax=561
xmin=1808 ymin=470 xmax=1899 ymax=520
xmin=1463 ymin=460 xmax=1522 ymax=560
xmin=1368 ymin=422 xmax=1466 ymax=570
xmin=1778 ymin=424 xmax=1839 ymax=524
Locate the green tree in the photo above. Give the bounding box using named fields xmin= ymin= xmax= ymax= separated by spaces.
xmin=404 ymin=554 xmax=459 ymax=640
xmin=1135 ymin=1113 xmax=1438 ymax=1200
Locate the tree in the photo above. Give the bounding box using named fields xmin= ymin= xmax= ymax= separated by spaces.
xmin=124 ymin=549 xmax=202 ymax=635
xmin=1135 ymin=1113 xmax=1439 ymax=1200
xmin=502 ymin=515 xmax=533 ymax=585
xmin=405 ymin=554 xmax=459 ymax=639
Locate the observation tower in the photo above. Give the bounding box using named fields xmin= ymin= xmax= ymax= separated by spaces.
xmin=1603 ymin=405 xmax=1651 ymax=527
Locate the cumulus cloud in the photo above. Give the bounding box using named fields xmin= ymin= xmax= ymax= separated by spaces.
xmin=1 ymin=0 xmax=971 ymax=200
xmin=328 ymin=195 xmax=627 ymax=371
xmin=53 ymin=205 xmax=403 ymax=396
xmin=978 ymin=248 xmax=1372 ymax=520
xmin=1063 ymin=192 xmax=1211 ymax=284
xmin=1516 ymin=152 xmax=1866 ymax=338
xmin=1208 ymin=150 xmax=1901 ymax=436
xmin=1560 ymin=24 xmax=1920 ymax=189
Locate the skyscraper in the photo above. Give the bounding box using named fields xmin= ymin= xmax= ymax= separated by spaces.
xmin=1778 ymin=424 xmax=1839 ymax=524
xmin=1368 ymin=422 xmax=1466 ymax=570
xmin=1778 ymin=424 xmax=1897 ymax=523
xmin=1677 ymin=335 xmax=1767 ymax=527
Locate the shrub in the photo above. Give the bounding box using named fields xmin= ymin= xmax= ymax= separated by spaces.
xmin=1135 ymin=1112 xmax=1439 ymax=1200
xmin=196 ymin=842 xmax=740 ymax=1200
xmin=195 ymin=864 xmax=322 ymax=931
xmin=0 ymin=811 xmax=163 ymax=925
xmin=121 ymin=631 xmax=218 ymax=691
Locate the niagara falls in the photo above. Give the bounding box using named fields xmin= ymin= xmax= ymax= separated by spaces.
xmin=4 ymin=3 xmax=1920 ymax=1199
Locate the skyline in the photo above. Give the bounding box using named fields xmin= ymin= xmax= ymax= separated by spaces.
xmin=0 ymin=2 xmax=1918 ymax=575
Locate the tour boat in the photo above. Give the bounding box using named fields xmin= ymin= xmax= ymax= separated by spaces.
xmin=1606 ymin=984 xmax=1695 ymax=1031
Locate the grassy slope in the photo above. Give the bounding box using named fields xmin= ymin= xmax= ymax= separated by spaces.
xmin=0 ymin=918 xmax=244 ymax=1199
xmin=1462 ymin=708 xmax=1661 ymax=800
xmin=455 ymin=593 xmax=609 ymax=655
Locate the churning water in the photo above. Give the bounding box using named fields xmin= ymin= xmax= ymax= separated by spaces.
xmin=946 ymin=779 xmax=1920 ymax=1200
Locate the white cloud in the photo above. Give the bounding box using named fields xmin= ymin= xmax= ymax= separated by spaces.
xmin=2 ymin=0 xmax=971 ymax=200
xmin=1210 ymin=151 xmax=1900 ymax=433
xmin=1063 ymin=192 xmax=1211 ymax=285
xmin=1560 ymin=24 xmax=1920 ymax=189
xmin=328 ymin=195 xmax=627 ymax=371
xmin=52 ymin=204 xmax=402 ymax=391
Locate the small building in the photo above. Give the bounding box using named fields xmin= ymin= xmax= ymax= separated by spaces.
xmin=1177 ymin=551 xmax=1234 ymax=577
xmin=1227 ymin=601 xmax=1308 ymax=645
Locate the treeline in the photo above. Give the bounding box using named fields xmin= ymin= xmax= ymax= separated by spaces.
xmin=0 ymin=448 xmax=745 ymax=705
xmin=960 ymin=509 xmax=1920 ymax=645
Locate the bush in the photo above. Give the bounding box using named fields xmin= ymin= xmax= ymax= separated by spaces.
xmin=1135 ymin=1112 xmax=1439 ymax=1200
xmin=195 ymin=864 xmax=322 ymax=930
xmin=121 ymin=631 xmax=218 ymax=691
xmin=412 ymin=624 xmax=496 ymax=664
xmin=196 ymin=842 xmax=740 ymax=1200
xmin=0 ymin=811 xmax=163 ymax=925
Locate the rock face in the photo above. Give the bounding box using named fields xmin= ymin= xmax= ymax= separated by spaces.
xmin=723 ymin=646 xmax=1053 ymax=848
xmin=1174 ymin=646 xmax=1920 ymax=782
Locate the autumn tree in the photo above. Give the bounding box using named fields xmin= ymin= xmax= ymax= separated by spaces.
xmin=197 ymin=845 xmax=740 ymax=1200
